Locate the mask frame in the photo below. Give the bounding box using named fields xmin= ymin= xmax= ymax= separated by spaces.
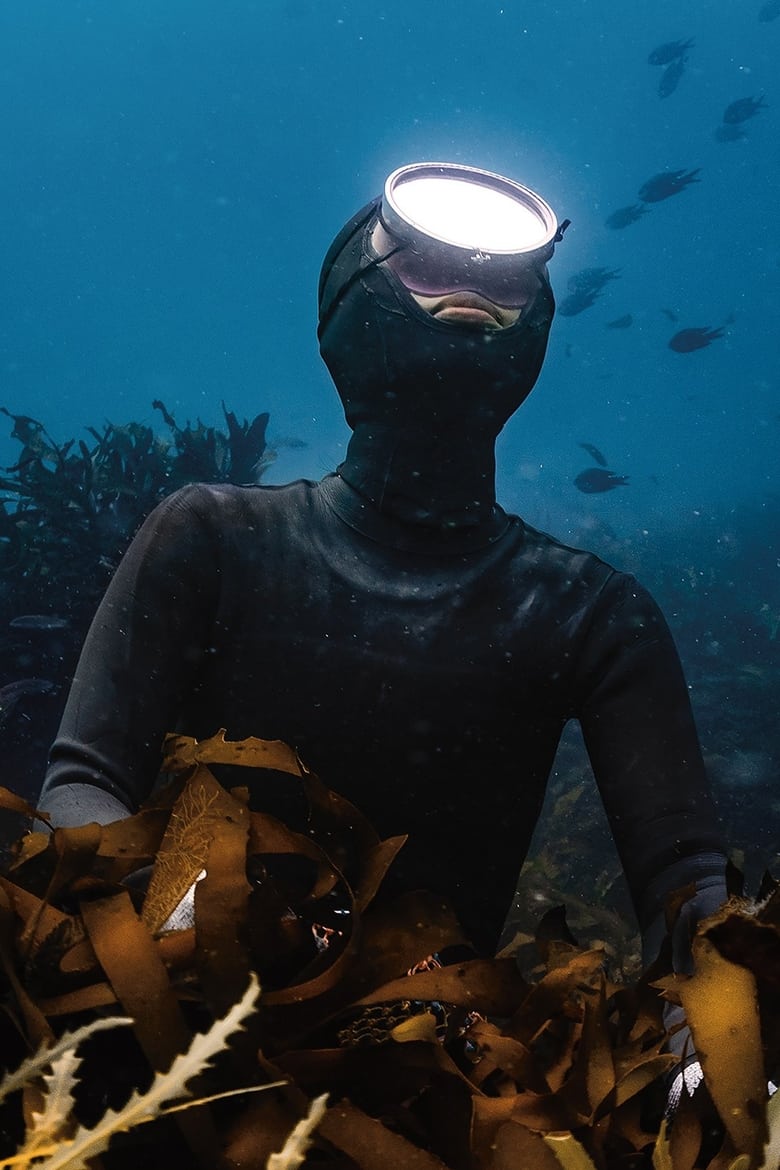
xmin=373 ymin=162 xmax=568 ymax=308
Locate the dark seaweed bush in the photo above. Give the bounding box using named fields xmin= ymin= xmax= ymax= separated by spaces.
xmin=0 ymin=401 xmax=272 ymax=627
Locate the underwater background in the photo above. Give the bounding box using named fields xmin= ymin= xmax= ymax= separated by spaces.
xmin=0 ymin=0 xmax=777 ymax=945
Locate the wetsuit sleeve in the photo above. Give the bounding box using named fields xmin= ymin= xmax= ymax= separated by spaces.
xmin=573 ymin=573 xmax=727 ymax=949
xmin=38 ymin=485 xmax=219 ymax=827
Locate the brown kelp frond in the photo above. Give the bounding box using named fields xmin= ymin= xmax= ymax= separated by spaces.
xmin=4 ymin=736 xmax=780 ymax=1168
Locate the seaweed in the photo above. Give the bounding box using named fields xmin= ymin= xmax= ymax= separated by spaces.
xmin=0 ymin=401 xmax=273 ymax=627
xmin=1 ymin=734 xmax=778 ymax=1169
xmin=0 ymin=978 xmax=274 ymax=1170
xmin=0 ymin=401 xmax=277 ymax=815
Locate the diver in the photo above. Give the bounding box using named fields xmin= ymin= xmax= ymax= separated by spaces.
xmin=39 ymin=161 xmax=726 ymax=1097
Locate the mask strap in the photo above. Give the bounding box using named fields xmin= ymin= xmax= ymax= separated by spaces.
xmin=554 ymin=218 xmax=572 ymax=244
xmin=318 ymin=241 xmax=405 ymax=335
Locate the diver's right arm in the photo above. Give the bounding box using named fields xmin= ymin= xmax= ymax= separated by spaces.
xmin=38 ymin=485 xmax=220 ymax=827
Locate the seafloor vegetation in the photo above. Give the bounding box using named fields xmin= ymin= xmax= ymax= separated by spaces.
xmin=0 ymin=400 xmax=272 ymax=627
xmin=0 ymin=405 xmax=778 ymax=1167
xmin=0 ymin=402 xmax=274 ymax=818
xmin=1 ymin=733 xmax=780 ymax=1169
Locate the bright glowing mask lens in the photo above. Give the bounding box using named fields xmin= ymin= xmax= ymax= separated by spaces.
xmin=391 ymin=174 xmax=552 ymax=253
xmin=375 ymin=163 xmax=560 ymax=309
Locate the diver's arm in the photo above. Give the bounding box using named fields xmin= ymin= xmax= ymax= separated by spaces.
xmin=575 ymin=573 xmax=728 ymax=963
xmin=38 ymin=783 xmax=135 ymax=829
xmin=38 ymin=485 xmax=219 ymax=827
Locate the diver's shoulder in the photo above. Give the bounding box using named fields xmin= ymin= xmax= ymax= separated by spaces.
xmin=512 ymin=519 xmax=658 ymax=612
xmin=154 ymin=478 xmax=321 ymax=523
xmin=516 ymin=518 xmax=622 ymax=576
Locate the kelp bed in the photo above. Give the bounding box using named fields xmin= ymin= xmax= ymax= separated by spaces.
xmin=1 ymin=736 xmax=780 ymax=1170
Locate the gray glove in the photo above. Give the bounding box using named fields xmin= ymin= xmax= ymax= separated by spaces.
xmin=159 ymin=869 xmax=207 ymax=931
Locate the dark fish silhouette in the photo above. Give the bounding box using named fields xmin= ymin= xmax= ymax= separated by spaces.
xmin=567 ymin=267 xmax=621 ymax=294
xmin=559 ymin=269 xmax=621 ymax=317
xmin=638 ymin=169 xmax=700 ymax=202
xmin=605 ymin=204 xmax=650 ymax=229
xmin=658 ymin=57 xmax=687 ymax=98
xmin=647 ymin=38 xmax=694 ymax=65
xmin=0 ymin=677 xmax=56 ymax=729
xmin=668 ymin=325 xmax=725 ymax=352
xmin=574 ymin=468 xmax=629 ymax=494
xmin=579 ymin=443 xmax=608 ymax=467
xmin=606 ymin=314 xmax=633 ymax=329
xmin=10 ymin=614 xmax=69 ymax=631
xmin=759 ymin=0 xmax=780 ymax=20
xmin=661 ymin=307 xmax=679 ymax=322
xmin=558 ymin=290 xmax=601 ymax=317
xmin=715 ymin=123 xmax=747 ymax=143
xmin=723 ymin=95 xmax=767 ymax=124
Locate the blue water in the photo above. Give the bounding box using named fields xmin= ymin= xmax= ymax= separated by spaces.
xmin=0 ymin=14 xmax=776 ymax=626
xmin=0 ymin=0 xmax=778 ymax=902
xmin=1 ymin=0 xmax=776 ymax=527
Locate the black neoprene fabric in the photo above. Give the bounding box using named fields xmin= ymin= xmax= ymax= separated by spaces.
xmin=40 ymin=475 xmax=726 ymax=953
xmin=39 ymin=193 xmax=727 ymax=957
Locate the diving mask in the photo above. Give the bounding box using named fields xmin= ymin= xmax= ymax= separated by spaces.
xmin=370 ymin=162 xmax=568 ymax=309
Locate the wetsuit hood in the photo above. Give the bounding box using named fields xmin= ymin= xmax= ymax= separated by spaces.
xmin=317 ymin=199 xmax=555 ymax=534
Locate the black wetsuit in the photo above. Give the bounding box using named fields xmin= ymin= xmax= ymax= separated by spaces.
xmin=40 ymin=187 xmax=727 ymax=965
xmin=40 ymin=472 xmax=726 ymax=954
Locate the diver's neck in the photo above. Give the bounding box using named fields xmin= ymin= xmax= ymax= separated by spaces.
xmin=337 ymin=422 xmax=502 ymax=533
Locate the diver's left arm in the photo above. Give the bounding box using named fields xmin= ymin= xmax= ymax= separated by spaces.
xmin=575 ymin=573 xmax=728 ymax=972
xmin=576 ymin=573 xmax=727 ymax=1105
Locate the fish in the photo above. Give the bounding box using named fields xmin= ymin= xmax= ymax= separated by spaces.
xmin=647 ymin=38 xmax=694 ymax=65
xmin=658 ymin=56 xmax=687 ymax=98
xmin=0 ymin=677 xmax=56 ymax=729
xmin=574 ymin=468 xmax=629 ymax=494
xmin=567 ymin=267 xmax=621 ymax=294
xmin=10 ymin=614 xmax=70 ymax=631
xmin=579 ymin=443 xmax=608 ymax=467
xmin=723 ymin=95 xmax=767 ymax=124
xmin=668 ymin=325 xmax=725 ymax=353
xmin=759 ymin=0 xmax=780 ymax=19
xmin=661 ymin=307 xmax=679 ymax=322
xmin=606 ymin=314 xmax=633 ymax=329
xmin=558 ymin=290 xmax=602 ymax=317
xmin=605 ymin=204 xmax=650 ymax=230
xmin=638 ymin=169 xmax=701 ymax=202
xmin=0 ymin=677 xmax=56 ymax=702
